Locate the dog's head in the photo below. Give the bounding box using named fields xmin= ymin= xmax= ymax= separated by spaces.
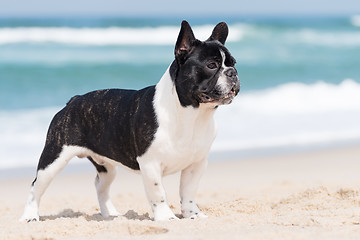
xmin=170 ymin=20 xmax=240 ymax=108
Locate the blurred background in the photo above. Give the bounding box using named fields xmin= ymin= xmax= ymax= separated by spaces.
xmin=0 ymin=0 xmax=360 ymax=169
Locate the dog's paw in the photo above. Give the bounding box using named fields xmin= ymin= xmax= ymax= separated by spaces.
xmin=19 ymin=214 xmax=39 ymax=223
xmin=181 ymin=200 xmax=207 ymax=219
xmin=101 ymin=211 xmax=121 ymax=218
xmin=100 ymin=207 xmax=121 ymax=218
xmin=109 ymin=211 xmax=121 ymax=217
xmin=181 ymin=209 xmax=208 ymax=219
xmin=99 ymin=199 xmax=121 ymax=218
xmin=153 ymin=204 xmax=179 ymax=221
xmin=19 ymin=206 xmax=40 ymax=223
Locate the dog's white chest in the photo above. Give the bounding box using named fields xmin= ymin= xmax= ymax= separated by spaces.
xmin=137 ymin=69 xmax=217 ymax=176
xmin=148 ymin=109 xmax=216 ymax=175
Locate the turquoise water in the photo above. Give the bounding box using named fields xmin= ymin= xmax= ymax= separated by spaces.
xmin=1 ymin=16 xmax=359 ymax=109
xmin=1 ymin=16 xmax=360 ymax=169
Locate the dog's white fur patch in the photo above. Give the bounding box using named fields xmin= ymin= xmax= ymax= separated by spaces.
xmin=216 ymin=50 xmax=232 ymax=93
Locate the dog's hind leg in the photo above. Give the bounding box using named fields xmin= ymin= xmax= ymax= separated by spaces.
xmin=88 ymin=157 xmax=119 ymax=218
xmin=19 ymin=145 xmax=76 ymax=222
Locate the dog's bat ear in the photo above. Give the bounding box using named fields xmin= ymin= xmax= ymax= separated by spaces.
xmin=175 ymin=20 xmax=198 ymax=64
xmin=208 ymin=22 xmax=228 ymax=45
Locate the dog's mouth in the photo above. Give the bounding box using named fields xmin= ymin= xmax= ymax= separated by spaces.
xmin=198 ymin=86 xmax=238 ymax=105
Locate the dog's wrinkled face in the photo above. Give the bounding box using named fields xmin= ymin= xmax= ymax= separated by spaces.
xmin=171 ymin=21 xmax=240 ymax=108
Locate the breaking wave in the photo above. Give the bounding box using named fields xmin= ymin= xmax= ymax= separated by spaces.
xmin=1 ymin=79 xmax=360 ymax=169
xmin=0 ymin=25 xmax=244 ymax=45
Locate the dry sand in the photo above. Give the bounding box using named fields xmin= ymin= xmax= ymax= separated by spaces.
xmin=1 ymin=145 xmax=360 ymax=239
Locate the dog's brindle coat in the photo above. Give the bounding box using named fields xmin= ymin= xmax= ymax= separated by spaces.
xmin=20 ymin=21 xmax=240 ymax=221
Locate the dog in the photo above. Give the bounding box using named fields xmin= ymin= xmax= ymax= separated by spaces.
xmin=20 ymin=20 xmax=240 ymax=222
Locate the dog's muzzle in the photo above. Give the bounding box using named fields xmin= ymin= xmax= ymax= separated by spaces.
xmin=198 ymin=80 xmax=239 ymax=105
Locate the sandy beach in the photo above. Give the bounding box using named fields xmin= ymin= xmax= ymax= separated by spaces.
xmin=1 ymin=145 xmax=360 ymax=240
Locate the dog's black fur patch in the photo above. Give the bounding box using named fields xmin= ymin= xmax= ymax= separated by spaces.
xmin=36 ymin=87 xmax=158 ymax=171
xmin=88 ymin=157 xmax=107 ymax=173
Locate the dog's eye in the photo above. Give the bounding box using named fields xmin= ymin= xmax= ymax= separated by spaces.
xmin=207 ymin=62 xmax=218 ymax=69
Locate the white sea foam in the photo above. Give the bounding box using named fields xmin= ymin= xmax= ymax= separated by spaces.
xmin=214 ymin=79 xmax=360 ymax=152
xmin=285 ymin=29 xmax=360 ymax=47
xmin=1 ymin=80 xmax=360 ymax=169
xmin=0 ymin=24 xmax=244 ymax=46
xmin=1 ymin=23 xmax=359 ymax=48
xmin=236 ymin=79 xmax=360 ymax=115
xmin=238 ymin=22 xmax=360 ymax=47
xmin=351 ymin=15 xmax=360 ymax=27
xmin=0 ymin=107 xmax=59 ymax=169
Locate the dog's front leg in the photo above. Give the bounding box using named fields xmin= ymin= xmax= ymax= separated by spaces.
xmin=139 ymin=161 xmax=178 ymax=221
xmin=180 ymin=159 xmax=208 ymax=219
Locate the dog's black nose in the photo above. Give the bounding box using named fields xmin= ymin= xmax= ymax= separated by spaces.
xmin=225 ymin=68 xmax=237 ymax=79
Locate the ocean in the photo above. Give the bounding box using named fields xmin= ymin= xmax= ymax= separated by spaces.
xmin=1 ymin=16 xmax=360 ymax=169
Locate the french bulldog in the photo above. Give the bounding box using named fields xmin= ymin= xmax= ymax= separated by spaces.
xmin=20 ymin=20 xmax=240 ymax=222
